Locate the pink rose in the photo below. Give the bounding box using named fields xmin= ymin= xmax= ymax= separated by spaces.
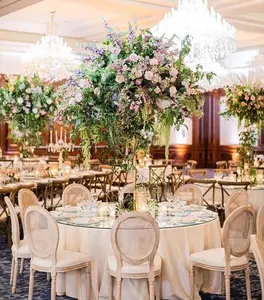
xmin=251 ymin=95 xmax=255 ymax=101
xmin=144 ymin=71 xmax=154 ymax=81
xmin=169 ymin=86 xmax=177 ymax=97
xmin=150 ymin=58 xmax=158 ymax=66
xmin=170 ymin=67 xmax=178 ymax=77
xmin=244 ymin=95 xmax=249 ymax=101
xmin=129 ymin=53 xmax=139 ymax=62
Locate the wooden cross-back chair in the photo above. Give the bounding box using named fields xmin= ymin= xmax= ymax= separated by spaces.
xmin=35 ymin=181 xmax=53 ymax=210
xmin=0 ymin=159 xmax=14 ymax=169
xmin=189 ymin=169 xmax=207 ymax=179
xmin=83 ymin=174 xmax=95 ymax=191
xmin=187 ymin=179 xmax=216 ymax=205
xmin=93 ymin=172 xmax=113 ymax=201
xmin=0 ymin=186 xmax=18 ymax=246
xmin=218 ymin=181 xmax=250 ymax=207
xmin=187 ymin=160 xmax=197 ymax=169
xmin=111 ymin=164 xmax=128 ymax=190
xmin=51 ymin=178 xmax=69 ymax=208
xmin=170 ymin=171 xmax=184 ymax=194
xmin=149 ymin=164 xmax=167 ymax=201
xmin=216 ymin=161 xmax=228 ymax=169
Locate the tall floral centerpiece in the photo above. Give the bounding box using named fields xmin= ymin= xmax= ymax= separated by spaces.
xmin=221 ymin=74 xmax=264 ymax=168
xmin=57 ymin=22 xmax=213 ymax=167
xmin=0 ymin=75 xmax=58 ymax=157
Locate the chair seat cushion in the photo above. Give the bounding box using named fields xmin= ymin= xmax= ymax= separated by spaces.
xmin=190 ymin=248 xmax=248 ymax=268
xmin=12 ymin=240 xmax=31 ymax=257
xmin=32 ymin=250 xmax=90 ymax=271
xmin=108 ymin=254 xmax=162 ymax=275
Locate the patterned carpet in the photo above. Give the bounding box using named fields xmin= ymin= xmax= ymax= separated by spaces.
xmin=0 ymin=232 xmax=261 ymax=299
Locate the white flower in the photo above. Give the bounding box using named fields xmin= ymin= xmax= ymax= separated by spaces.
xmin=32 ymin=108 xmax=38 ymax=114
xmin=46 ymin=98 xmax=52 ymax=105
xmin=157 ymin=99 xmax=172 ymax=109
xmin=69 ymin=98 xmax=76 ymax=105
xmin=129 ymin=53 xmax=139 ymax=62
xmin=154 ymin=87 xmax=161 ymax=94
xmin=135 ymin=70 xmax=143 ymax=79
xmin=170 ymin=77 xmax=176 ymax=83
xmin=79 ymin=79 xmax=90 ymax=88
xmin=145 ymin=71 xmax=154 ymax=81
xmin=75 ymin=93 xmax=82 ymax=103
xmin=169 ymin=86 xmax=177 ymax=97
xmin=182 ymin=80 xmax=189 ymax=87
xmin=115 ymin=75 xmax=125 ymax=83
xmin=24 ymin=107 xmax=29 ymax=114
xmin=17 ymin=97 xmax=24 ymax=105
xmin=169 ymin=67 xmax=178 ymax=77
xmin=150 ymin=58 xmax=158 ymax=66
xmin=93 ymin=88 xmax=100 ymax=95
xmin=19 ymin=83 xmax=25 ymax=90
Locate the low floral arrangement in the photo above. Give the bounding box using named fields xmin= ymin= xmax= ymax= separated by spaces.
xmin=0 ymin=75 xmax=58 ymax=150
xmin=221 ymin=74 xmax=264 ymax=127
xmin=57 ymin=21 xmax=213 ymax=166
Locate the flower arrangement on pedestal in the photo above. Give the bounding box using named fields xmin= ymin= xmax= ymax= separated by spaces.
xmin=222 ymin=80 xmax=264 ymax=127
xmin=57 ymin=21 xmax=213 ymax=166
xmin=221 ymin=73 xmax=263 ymax=170
xmin=0 ymin=75 xmax=58 ymax=156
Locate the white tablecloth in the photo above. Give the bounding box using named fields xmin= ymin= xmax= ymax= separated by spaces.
xmin=197 ymin=184 xmax=264 ymax=212
xmin=57 ymin=218 xmax=221 ymax=300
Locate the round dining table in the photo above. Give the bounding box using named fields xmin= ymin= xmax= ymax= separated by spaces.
xmin=55 ymin=208 xmax=222 ymax=300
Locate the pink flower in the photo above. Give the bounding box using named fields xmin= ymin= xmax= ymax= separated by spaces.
xmin=144 ymin=71 xmax=154 ymax=81
xmin=75 ymin=93 xmax=82 ymax=103
xmin=130 ymin=103 xmax=139 ymax=112
xmin=40 ymin=110 xmax=46 ymax=116
xmin=112 ymin=47 xmax=121 ymax=55
xmin=244 ymin=95 xmax=249 ymax=101
xmin=116 ymin=75 xmax=125 ymax=83
xmin=154 ymin=86 xmax=161 ymax=94
xmin=79 ymin=79 xmax=90 ymax=88
xmin=150 ymin=58 xmax=158 ymax=66
xmin=169 ymin=86 xmax=177 ymax=97
xmin=134 ymin=70 xmax=143 ymax=78
xmin=129 ymin=53 xmax=139 ymax=62
xmin=12 ymin=107 xmax=17 ymax=113
xmin=169 ymin=67 xmax=178 ymax=77
xmin=136 ymin=79 xmax=142 ymax=86
xmin=251 ymin=95 xmax=256 ymax=101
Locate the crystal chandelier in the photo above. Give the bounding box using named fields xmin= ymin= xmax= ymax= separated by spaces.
xmin=21 ymin=12 xmax=80 ymax=82
xmin=152 ymin=0 xmax=236 ymax=64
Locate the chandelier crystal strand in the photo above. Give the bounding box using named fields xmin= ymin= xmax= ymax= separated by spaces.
xmin=152 ymin=0 xmax=237 ymax=91
xmin=21 ymin=12 xmax=80 ymax=82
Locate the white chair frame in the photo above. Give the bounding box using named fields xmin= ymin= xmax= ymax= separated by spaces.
xmin=25 ymin=205 xmax=91 ymax=300
xmin=190 ymin=205 xmax=255 ymax=300
xmin=62 ymin=183 xmax=93 ymax=206
xmin=108 ymin=211 xmax=162 ymax=300
xmin=5 ymin=196 xmax=31 ymax=294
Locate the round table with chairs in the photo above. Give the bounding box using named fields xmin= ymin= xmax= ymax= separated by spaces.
xmin=55 ymin=207 xmax=221 ymax=300
xmin=195 ymin=181 xmax=264 ymax=212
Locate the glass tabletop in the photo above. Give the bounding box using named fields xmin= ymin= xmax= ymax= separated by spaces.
xmin=54 ymin=203 xmax=218 ymax=230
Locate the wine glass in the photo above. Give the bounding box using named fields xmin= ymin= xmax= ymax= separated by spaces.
xmin=92 ymin=192 xmax=99 ymax=202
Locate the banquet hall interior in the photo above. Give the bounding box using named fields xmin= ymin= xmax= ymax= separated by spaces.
xmin=1 ymin=0 xmax=264 ymax=300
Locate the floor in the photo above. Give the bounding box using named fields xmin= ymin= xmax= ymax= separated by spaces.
xmin=0 ymin=232 xmax=261 ymax=300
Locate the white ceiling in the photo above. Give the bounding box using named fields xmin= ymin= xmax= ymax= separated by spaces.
xmin=0 ymin=0 xmax=264 ymax=73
